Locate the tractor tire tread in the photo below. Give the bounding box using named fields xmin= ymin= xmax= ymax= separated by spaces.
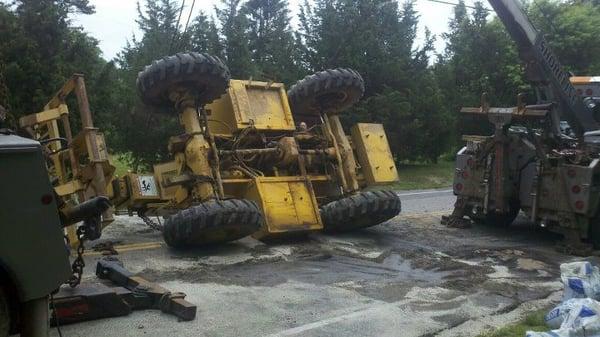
xmin=163 ymin=199 xmax=263 ymax=248
xmin=320 ymin=190 xmax=401 ymax=232
xmin=137 ymin=52 xmax=230 ymax=109
xmin=287 ymin=68 xmax=364 ymax=116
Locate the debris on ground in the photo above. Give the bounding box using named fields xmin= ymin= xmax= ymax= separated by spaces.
xmin=560 ymin=262 xmax=600 ymax=300
xmin=527 ymin=261 xmax=600 ymax=336
xmin=441 ymin=214 xmax=472 ymax=228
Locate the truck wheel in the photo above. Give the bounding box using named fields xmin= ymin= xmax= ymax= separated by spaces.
xmin=588 ymin=213 xmax=600 ymax=249
xmin=320 ymin=190 xmax=401 ymax=232
xmin=162 ymin=199 xmax=264 ymax=248
xmin=136 ymin=52 xmax=230 ymax=109
xmin=0 ymin=287 xmax=9 ymax=337
xmin=287 ymin=68 xmax=364 ymax=117
xmin=478 ymin=200 xmax=520 ymax=227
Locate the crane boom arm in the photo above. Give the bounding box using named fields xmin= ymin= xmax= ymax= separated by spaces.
xmin=487 ymin=0 xmax=599 ymax=135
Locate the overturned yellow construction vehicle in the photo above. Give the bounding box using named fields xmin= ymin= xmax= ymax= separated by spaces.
xmin=23 ymin=53 xmax=401 ymax=248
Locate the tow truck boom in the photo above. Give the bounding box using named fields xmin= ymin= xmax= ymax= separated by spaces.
xmin=488 ymin=0 xmax=599 ymax=136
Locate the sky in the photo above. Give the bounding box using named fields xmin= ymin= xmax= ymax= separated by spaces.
xmin=72 ymin=0 xmax=490 ymax=61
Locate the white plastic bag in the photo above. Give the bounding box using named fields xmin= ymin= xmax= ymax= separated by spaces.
xmin=525 ymin=262 xmax=600 ymax=337
xmin=560 ymin=299 xmax=600 ymax=334
xmin=545 ymin=298 xmax=579 ymax=329
xmin=560 ymin=261 xmax=600 ymax=300
xmin=525 ymin=332 xmax=560 ymax=337
xmin=527 ymin=298 xmax=600 ymax=337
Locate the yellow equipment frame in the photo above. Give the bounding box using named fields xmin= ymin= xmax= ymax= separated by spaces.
xmin=19 ymin=74 xmax=115 ymax=244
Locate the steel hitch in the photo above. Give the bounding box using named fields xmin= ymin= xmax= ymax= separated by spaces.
xmin=50 ymin=257 xmax=196 ymax=325
xmin=95 ymin=258 xmax=196 ymax=321
xmin=60 ymin=196 xmax=111 ymax=241
xmin=61 ymin=196 xmax=111 ymax=226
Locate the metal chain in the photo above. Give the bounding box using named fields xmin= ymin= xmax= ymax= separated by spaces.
xmin=66 ymin=212 xmax=159 ymax=287
xmin=67 ymin=226 xmax=86 ymax=288
xmin=139 ymin=212 xmax=163 ymax=231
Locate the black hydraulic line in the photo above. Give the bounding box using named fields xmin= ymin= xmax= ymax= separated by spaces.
xmin=219 ymin=148 xmax=280 ymax=155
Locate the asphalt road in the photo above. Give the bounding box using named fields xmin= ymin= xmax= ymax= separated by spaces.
xmin=50 ymin=188 xmax=578 ymax=337
xmin=397 ymin=188 xmax=454 ymax=214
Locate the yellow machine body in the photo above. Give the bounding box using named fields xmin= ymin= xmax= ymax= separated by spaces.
xmin=125 ymin=173 xmax=163 ymax=207
xmin=143 ymin=81 xmax=399 ymax=238
xmin=28 ymin=71 xmax=399 ymax=244
xmin=153 ymin=161 xmax=181 ymax=201
xmin=206 ymin=79 xmax=296 ymax=136
xmin=202 ymin=79 xmax=326 ymax=237
xmin=243 ymin=176 xmax=323 ymax=238
xmin=351 ymin=123 xmax=399 ymax=185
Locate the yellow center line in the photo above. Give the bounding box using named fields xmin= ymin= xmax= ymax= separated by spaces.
xmin=83 ymin=241 xmax=164 ymax=256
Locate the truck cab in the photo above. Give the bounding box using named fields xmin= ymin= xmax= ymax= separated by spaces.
xmin=0 ymin=131 xmax=71 ymax=336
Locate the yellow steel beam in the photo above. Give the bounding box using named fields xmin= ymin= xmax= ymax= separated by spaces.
xmin=328 ymin=115 xmax=359 ymax=192
xmin=18 ymin=104 xmax=69 ymax=128
xmin=44 ymin=74 xmax=80 ymax=110
xmin=54 ymin=180 xmax=85 ymax=196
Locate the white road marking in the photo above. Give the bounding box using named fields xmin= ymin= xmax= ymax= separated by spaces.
xmin=397 ymin=189 xmax=453 ymax=197
xmin=265 ymin=300 xmax=410 ymax=337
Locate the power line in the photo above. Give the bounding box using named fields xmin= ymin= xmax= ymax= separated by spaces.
xmin=172 ymin=0 xmax=196 ymax=52
xmin=169 ymin=0 xmax=186 ymax=53
xmin=179 ymin=0 xmax=196 ymax=48
xmin=425 ymin=0 xmax=491 ymax=12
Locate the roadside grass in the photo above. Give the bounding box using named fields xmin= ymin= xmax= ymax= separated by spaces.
xmin=476 ymin=309 xmax=549 ymax=337
xmin=378 ymin=160 xmax=455 ymax=191
xmin=110 ymin=154 xmax=132 ymax=176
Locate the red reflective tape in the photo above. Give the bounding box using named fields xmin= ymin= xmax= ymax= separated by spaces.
xmin=55 ymin=303 xmax=90 ymax=318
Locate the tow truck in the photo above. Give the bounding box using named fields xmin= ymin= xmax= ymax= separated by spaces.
xmin=444 ymin=0 xmax=600 ymax=253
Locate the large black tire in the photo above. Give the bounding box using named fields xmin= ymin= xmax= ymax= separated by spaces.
xmin=163 ymin=199 xmax=263 ymax=248
xmin=136 ymin=52 xmax=230 ymax=109
xmin=320 ymin=190 xmax=401 ymax=232
xmin=0 ymin=286 xmax=9 ymax=337
xmin=287 ymin=68 xmax=365 ymax=117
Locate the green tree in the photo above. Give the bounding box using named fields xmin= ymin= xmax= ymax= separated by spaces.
xmin=528 ymin=0 xmax=600 ymax=74
xmin=434 ymin=1 xmax=528 ymax=140
xmin=111 ymin=0 xmax=183 ymax=169
xmin=216 ymin=0 xmax=257 ymax=78
xmin=241 ymin=0 xmax=301 ymax=84
xmin=0 ymin=0 xmax=112 ymax=135
xmin=297 ymin=0 xmax=451 ymax=161
xmin=187 ymin=11 xmax=223 ymax=57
